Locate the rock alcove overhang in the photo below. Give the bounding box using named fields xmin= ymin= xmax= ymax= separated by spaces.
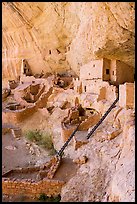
xmin=2 ymin=2 xmax=135 ymax=80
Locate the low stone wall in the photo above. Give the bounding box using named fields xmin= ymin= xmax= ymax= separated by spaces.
xmin=14 ymin=83 xmax=47 ymax=107
xmin=73 ymin=137 xmax=88 ymax=150
xmin=78 ymin=113 xmax=100 ymax=131
xmin=2 ymin=166 xmax=65 ymax=198
xmin=105 ymin=85 xmax=118 ymax=102
xmin=20 ymin=75 xmax=36 ymax=84
xmin=2 ymin=105 xmax=36 ymax=125
xmin=3 ymin=85 xmax=53 ymax=125
xmin=35 ymin=87 xmax=53 ymax=108
xmin=61 ymin=124 xmax=77 ymax=142
xmin=61 ymin=112 xmax=100 ymax=142
xmin=119 ymin=82 xmax=135 ymax=109
xmin=2 ymin=178 xmax=64 ymax=198
xmin=2 ymin=88 xmax=11 ymax=102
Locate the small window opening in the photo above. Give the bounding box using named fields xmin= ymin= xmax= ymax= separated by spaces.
xmin=56 ymin=49 xmax=61 ymax=54
xmin=24 ymin=68 xmax=27 ymax=74
xmin=93 ymin=64 xmax=95 ymax=67
xmin=89 ymin=73 xmax=91 ymax=76
xmin=106 ymin=69 xmax=110 ymax=75
xmin=84 ymin=86 xmax=86 ymax=92
xmin=112 ymin=71 xmax=114 ymax=75
xmin=49 ymin=50 xmax=51 ymax=54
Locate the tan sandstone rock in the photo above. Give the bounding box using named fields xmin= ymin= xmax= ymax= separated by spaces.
xmin=2 ymin=2 xmax=135 ymax=80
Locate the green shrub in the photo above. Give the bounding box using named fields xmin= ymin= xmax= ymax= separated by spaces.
xmin=38 ymin=132 xmax=53 ymax=149
xmin=25 ymin=130 xmax=56 ymax=155
xmin=38 ymin=193 xmax=61 ymax=202
xmin=25 ymin=129 xmax=42 ymax=142
xmin=38 ymin=193 xmax=48 ymax=201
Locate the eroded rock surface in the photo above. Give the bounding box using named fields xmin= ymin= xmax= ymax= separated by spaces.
xmin=2 ymin=2 xmax=135 ymax=80
xmin=60 ymin=108 xmax=135 ymax=202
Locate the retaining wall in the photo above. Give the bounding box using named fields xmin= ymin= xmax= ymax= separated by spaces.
xmin=2 ymin=167 xmax=65 ymax=198
xmin=2 ymin=178 xmax=64 ymax=198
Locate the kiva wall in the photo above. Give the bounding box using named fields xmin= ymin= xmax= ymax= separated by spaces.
xmin=78 ymin=113 xmax=100 ymax=131
xmin=2 ymin=106 xmax=36 ymax=125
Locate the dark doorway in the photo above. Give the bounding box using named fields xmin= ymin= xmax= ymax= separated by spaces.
xmin=106 ymin=69 xmax=110 ymax=75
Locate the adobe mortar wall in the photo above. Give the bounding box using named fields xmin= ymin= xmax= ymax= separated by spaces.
xmin=61 ymin=124 xmax=77 ymax=142
xmin=2 ymin=177 xmax=64 ymax=198
xmin=2 ymin=85 xmax=52 ymax=125
xmin=2 ymin=163 xmax=65 ymax=198
xmin=119 ymin=82 xmax=135 ymax=109
xmin=35 ymin=87 xmax=53 ymax=108
xmin=102 ymin=58 xmax=111 ymax=81
xmin=14 ymin=89 xmax=33 ymax=107
xmin=80 ymin=59 xmax=103 ymax=80
xmin=20 ymin=76 xmax=36 ymax=84
xmin=78 ymin=113 xmax=100 ymax=131
xmin=74 ymin=79 xmax=117 ymax=103
xmin=105 ymin=85 xmax=118 ymax=102
xmin=2 ymin=105 xmax=36 ymax=125
xmin=61 ymin=112 xmax=100 ymax=142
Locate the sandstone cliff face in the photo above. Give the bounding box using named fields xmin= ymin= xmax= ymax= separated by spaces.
xmin=2 ymin=2 xmax=135 ymax=80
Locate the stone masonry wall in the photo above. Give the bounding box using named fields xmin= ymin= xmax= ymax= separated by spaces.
xmin=2 ymin=105 xmax=36 ymax=125
xmin=119 ymin=82 xmax=135 ymax=109
xmin=35 ymin=87 xmax=53 ymax=108
xmin=2 ymin=177 xmax=64 ymax=198
xmin=78 ymin=113 xmax=100 ymax=131
xmin=61 ymin=124 xmax=77 ymax=142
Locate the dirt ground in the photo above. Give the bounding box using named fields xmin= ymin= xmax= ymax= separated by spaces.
xmin=2 ymin=130 xmax=52 ymax=202
xmin=2 ymin=132 xmax=51 ymax=175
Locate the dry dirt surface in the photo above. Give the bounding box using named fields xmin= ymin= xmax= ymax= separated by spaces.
xmin=2 ymin=132 xmax=51 ymax=175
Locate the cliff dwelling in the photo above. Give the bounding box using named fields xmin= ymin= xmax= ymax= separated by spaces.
xmin=79 ymin=58 xmax=134 ymax=85
xmin=21 ymin=59 xmax=32 ymax=77
xmin=2 ymin=2 xmax=135 ymax=203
